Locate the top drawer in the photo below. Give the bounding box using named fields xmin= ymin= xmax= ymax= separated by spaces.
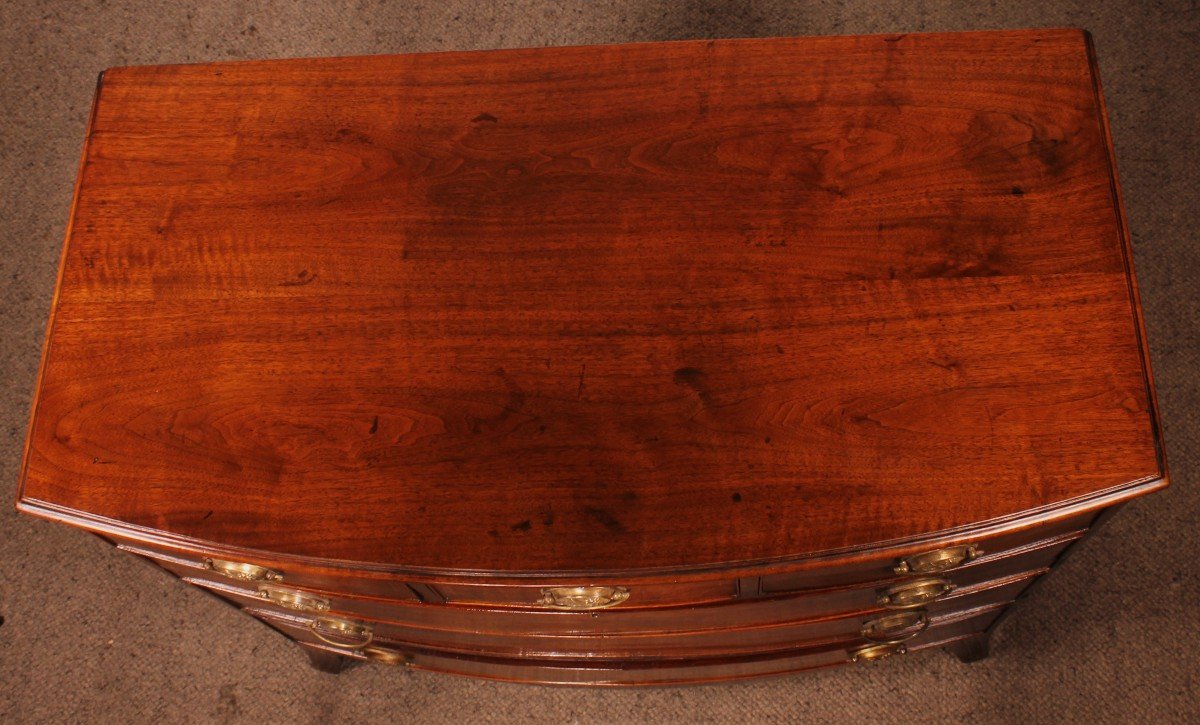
xmin=113 ymin=539 xmax=737 ymax=609
xmin=107 ymin=508 xmax=1096 ymax=609
xmin=758 ymin=510 xmax=1095 ymax=595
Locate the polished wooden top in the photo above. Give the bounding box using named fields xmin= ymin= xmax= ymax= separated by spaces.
xmin=18 ymin=29 xmax=1164 ymax=574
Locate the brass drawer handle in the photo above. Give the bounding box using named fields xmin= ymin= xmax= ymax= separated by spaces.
xmin=258 ymin=584 xmax=330 ymax=613
xmin=876 ymin=577 xmax=955 ymax=608
xmin=851 ymin=642 xmax=907 ymax=663
xmin=365 ymin=647 xmax=414 ymax=667
xmin=861 ymin=611 xmax=929 ymax=643
xmin=894 ymin=545 xmax=980 ymax=575
xmin=309 ymin=616 xmax=373 ymax=649
xmin=204 ymin=558 xmax=282 ymax=582
xmin=537 ymin=586 xmax=630 ymax=611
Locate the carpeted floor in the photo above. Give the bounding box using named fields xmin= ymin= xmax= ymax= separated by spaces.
xmin=1 ymin=2 xmax=1196 ymax=722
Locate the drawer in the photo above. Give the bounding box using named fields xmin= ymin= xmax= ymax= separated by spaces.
xmin=757 ymin=509 xmax=1095 ymax=594
xmin=429 ymin=579 xmax=737 ymax=609
xmin=760 ymin=529 xmax=1081 ymax=603
xmin=275 ymin=605 xmax=1007 ymax=686
xmin=245 ymin=571 xmax=1035 ymax=660
xmin=114 ymin=541 xmax=422 ymax=603
xmin=182 ymin=565 xmax=1036 ymax=638
xmin=113 ymin=508 xmax=1090 ymax=615
xmin=112 ymin=540 xmax=736 ymax=610
xmin=430 ymin=513 xmax=1088 ymax=608
xmin=138 ymin=524 xmax=1073 ymax=638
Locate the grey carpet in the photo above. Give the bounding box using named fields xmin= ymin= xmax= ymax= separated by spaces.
xmin=1 ymin=1 xmax=1196 ymax=722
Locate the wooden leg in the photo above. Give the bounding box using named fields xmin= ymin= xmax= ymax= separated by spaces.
xmin=305 ymin=647 xmax=349 ymax=674
xmin=944 ymin=632 xmax=991 ymax=663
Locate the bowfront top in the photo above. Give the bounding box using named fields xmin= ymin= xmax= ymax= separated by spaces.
xmin=18 ymin=29 xmax=1165 ymax=574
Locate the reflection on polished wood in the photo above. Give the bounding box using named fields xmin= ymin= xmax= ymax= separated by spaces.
xmin=16 ymin=28 xmax=1166 ymax=685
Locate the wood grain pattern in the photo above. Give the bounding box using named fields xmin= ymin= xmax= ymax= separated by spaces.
xmin=18 ymin=29 xmax=1164 ymax=575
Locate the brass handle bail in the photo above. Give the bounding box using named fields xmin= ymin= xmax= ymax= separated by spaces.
xmin=365 ymin=647 xmax=413 ymax=666
xmin=851 ymin=642 xmax=907 ymax=663
xmin=861 ymin=611 xmax=929 ymax=643
xmin=309 ymin=616 xmax=374 ymax=649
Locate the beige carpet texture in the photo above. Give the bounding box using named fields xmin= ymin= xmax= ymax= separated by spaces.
xmin=1 ymin=1 xmax=1196 ymax=722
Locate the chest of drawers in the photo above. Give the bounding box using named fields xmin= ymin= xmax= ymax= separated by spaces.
xmin=16 ymin=29 xmax=1166 ymax=685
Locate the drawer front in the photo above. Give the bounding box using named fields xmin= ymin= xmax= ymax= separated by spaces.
xmin=178 ymin=571 xmax=693 ymax=636
xmin=276 ymin=606 xmax=1006 ymax=686
xmin=760 ymin=530 xmax=1079 ymax=603
xmin=135 ymin=523 xmax=1071 ymax=637
xmin=180 ymin=564 xmax=1040 ymax=638
xmin=113 ymin=540 xmax=736 ymax=610
xmin=114 ymin=541 xmax=423 ymax=603
xmin=757 ymin=510 xmax=1094 ymax=594
xmin=429 ymin=579 xmax=738 ymax=609
xmin=431 ymin=513 xmax=1088 ymax=608
xmin=245 ymin=572 xmax=1034 ymax=660
xmin=111 ymin=508 xmax=1092 ymax=614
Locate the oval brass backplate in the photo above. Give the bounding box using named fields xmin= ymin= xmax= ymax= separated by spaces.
xmin=851 ymin=642 xmax=907 ymax=663
xmin=365 ymin=647 xmax=414 ymax=667
xmin=204 ymin=558 xmax=282 ymax=582
xmin=894 ymin=545 xmax=981 ymax=575
xmin=537 ymin=586 xmax=630 ymax=611
xmin=876 ymin=577 xmax=955 ymax=608
xmin=861 ymin=611 xmax=929 ymax=643
xmin=258 ymin=584 xmax=330 ymax=613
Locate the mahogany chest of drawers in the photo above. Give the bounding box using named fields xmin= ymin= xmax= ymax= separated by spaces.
xmin=16 ymin=29 xmax=1167 ymax=685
